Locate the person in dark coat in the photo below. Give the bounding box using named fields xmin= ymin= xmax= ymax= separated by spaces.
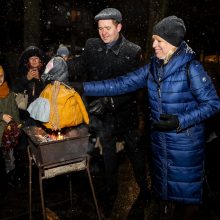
xmin=11 ymin=46 xmax=45 ymax=186
xmin=71 ymin=8 xmax=150 ymax=217
xmin=77 ymin=15 xmax=220 ymax=220
xmin=14 ymin=46 xmax=45 ymax=115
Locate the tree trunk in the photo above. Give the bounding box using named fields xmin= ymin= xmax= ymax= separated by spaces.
xmin=145 ymin=0 xmax=169 ymax=61
xmin=23 ymin=0 xmax=41 ymax=48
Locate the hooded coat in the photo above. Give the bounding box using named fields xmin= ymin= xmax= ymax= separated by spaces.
xmin=83 ymin=42 xmax=220 ymax=204
xmin=13 ymin=46 xmax=45 ymax=105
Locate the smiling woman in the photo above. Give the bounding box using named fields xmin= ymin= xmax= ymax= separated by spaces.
xmin=152 ymin=35 xmax=177 ymax=61
xmin=151 ymin=15 xmax=185 ymax=63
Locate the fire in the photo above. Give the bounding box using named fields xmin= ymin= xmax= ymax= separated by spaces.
xmin=57 ymin=132 xmax=64 ymax=140
xmin=48 ymin=131 xmax=64 ymax=141
xmin=24 ymin=126 xmax=88 ymax=143
xmin=30 ymin=126 xmax=65 ymax=142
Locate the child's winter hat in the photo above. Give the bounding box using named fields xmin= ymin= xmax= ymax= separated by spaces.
xmin=153 ymin=15 xmax=186 ymax=47
xmin=56 ymin=45 xmax=70 ymax=57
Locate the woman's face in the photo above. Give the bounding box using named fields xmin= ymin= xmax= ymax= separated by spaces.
xmin=0 ymin=68 xmax=5 ymax=86
xmin=28 ymin=56 xmax=42 ymax=69
xmin=152 ymin=35 xmax=176 ymax=59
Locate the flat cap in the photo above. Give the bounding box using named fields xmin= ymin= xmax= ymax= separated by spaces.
xmin=94 ymin=8 xmax=122 ymax=23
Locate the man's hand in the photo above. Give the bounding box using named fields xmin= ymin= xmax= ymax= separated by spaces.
xmin=152 ymin=114 xmax=179 ymax=131
xmin=89 ymin=97 xmax=110 ymax=115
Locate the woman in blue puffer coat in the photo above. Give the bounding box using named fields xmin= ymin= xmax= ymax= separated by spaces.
xmin=80 ymin=16 xmax=220 ymax=219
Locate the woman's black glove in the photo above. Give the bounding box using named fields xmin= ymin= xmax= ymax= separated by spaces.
xmin=152 ymin=114 xmax=179 ymax=131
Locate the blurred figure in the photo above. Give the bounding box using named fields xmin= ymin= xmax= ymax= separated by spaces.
xmin=67 ymin=46 xmax=87 ymax=82
xmin=43 ymin=43 xmax=57 ymax=64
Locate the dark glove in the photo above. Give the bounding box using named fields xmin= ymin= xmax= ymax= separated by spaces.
xmin=69 ymin=82 xmax=84 ymax=94
xmin=89 ymin=97 xmax=111 ymax=115
xmin=152 ymin=114 xmax=179 ymax=131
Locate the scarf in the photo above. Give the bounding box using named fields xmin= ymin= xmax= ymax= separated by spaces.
xmin=0 ymin=81 xmax=10 ymax=98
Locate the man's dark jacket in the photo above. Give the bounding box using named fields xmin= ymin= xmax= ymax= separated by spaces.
xmin=77 ymin=35 xmax=144 ymax=133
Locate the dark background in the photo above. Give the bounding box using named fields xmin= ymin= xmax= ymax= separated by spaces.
xmin=1 ymin=0 xmax=220 ymax=53
xmin=0 ymin=0 xmax=220 ymax=73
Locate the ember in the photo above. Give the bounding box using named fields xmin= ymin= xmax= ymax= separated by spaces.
xmin=24 ymin=125 xmax=88 ymax=143
xmin=23 ymin=125 xmax=89 ymax=166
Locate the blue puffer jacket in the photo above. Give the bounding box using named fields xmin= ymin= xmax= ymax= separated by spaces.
xmin=84 ymin=42 xmax=220 ymax=204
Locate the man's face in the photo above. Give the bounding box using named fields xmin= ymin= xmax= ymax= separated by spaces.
xmin=98 ymin=20 xmax=122 ymax=44
xmin=0 ymin=69 xmax=5 ymax=86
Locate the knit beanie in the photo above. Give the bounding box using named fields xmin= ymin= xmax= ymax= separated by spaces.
xmin=56 ymin=45 xmax=70 ymax=57
xmin=153 ymin=15 xmax=186 ymax=47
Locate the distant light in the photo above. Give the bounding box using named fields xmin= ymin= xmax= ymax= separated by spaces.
xmin=187 ymin=39 xmax=190 ymax=42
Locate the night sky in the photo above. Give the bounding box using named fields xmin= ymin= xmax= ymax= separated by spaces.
xmin=0 ymin=0 xmax=220 ymax=56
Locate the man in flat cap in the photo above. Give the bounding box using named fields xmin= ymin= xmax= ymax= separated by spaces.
xmin=71 ymin=8 xmax=150 ymax=217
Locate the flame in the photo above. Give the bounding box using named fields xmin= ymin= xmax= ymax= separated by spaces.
xmin=57 ymin=132 xmax=64 ymax=140
xmin=48 ymin=131 xmax=64 ymax=141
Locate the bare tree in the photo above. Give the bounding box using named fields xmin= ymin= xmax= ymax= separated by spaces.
xmin=145 ymin=0 xmax=169 ymax=60
xmin=23 ymin=0 xmax=41 ymax=48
